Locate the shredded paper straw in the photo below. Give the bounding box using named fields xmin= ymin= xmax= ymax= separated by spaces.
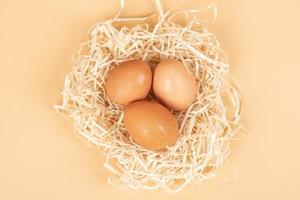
xmin=55 ymin=0 xmax=242 ymax=192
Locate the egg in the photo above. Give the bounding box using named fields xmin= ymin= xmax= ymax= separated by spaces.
xmin=153 ymin=59 xmax=197 ymax=111
xmin=105 ymin=60 xmax=152 ymax=105
xmin=124 ymin=101 xmax=179 ymax=151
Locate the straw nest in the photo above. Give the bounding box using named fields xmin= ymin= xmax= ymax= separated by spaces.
xmin=55 ymin=5 xmax=242 ymax=192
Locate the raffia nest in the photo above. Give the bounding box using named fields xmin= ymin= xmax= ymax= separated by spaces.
xmin=55 ymin=3 xmax=242 ymax=192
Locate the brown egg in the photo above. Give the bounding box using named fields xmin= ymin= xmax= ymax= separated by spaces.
xmin=153 ymin=59 xmax=197 ymax=111
xmin=105 ymin=60 xmax=152 ymax=105
xmin=124 ymin=101 xmax=179 ymax=151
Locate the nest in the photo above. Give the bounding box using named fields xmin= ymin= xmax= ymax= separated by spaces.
xmin=55 ymin=3 xmax=242 ymax=192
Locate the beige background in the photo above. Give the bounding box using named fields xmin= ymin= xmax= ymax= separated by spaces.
xmin=1 ymin=0 xmax=300 ymax=199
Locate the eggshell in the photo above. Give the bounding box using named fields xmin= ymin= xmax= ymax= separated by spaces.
xmin=124 ymin=101 xmax=179 ymax=151
xmin=105 ymin=60 xmax=152 ymax=105
xmin=153 ymin=59 xmax=197 ymax=111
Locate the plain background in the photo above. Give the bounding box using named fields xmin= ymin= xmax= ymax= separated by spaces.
xmin=1 ymin=0 xmax=300 ymax=199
